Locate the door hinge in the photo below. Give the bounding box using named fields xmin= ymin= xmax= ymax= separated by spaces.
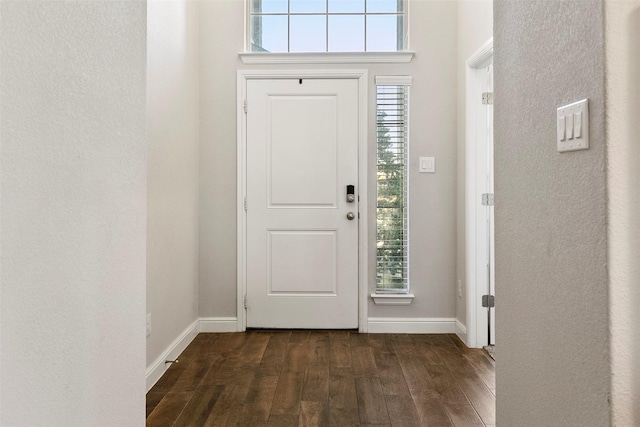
xmin=482 ymin=295 xmax=495 ymax=308
xmin=244 ymin=294 xmax=248 ymax=309
xmin=482 ymin=92 xmax=494 ymax=105
xmin=481 ymin=193 xmax=494 ymax=206
xmin=244 ymin=197 xmax=248 ymax=211
xmin=243 ymin=99 xmax=247 ymax=113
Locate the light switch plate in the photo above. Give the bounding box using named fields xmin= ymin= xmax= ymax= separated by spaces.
xmin=557 ymin=99 xmax=589 ymax=152
xmin=419 ymin=157 xmax=435 ymax=173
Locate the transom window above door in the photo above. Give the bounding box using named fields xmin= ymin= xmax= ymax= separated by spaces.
xmin=248 ymin=0 xmax=407 ymax=53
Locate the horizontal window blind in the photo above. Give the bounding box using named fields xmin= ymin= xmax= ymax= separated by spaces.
xmin=376 ymin=80 xmax=410 ymax=293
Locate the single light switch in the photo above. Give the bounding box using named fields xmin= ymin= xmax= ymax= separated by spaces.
xmin=557 ymin=99 xmax=589 ymax=153
xmin=575 ymin=112 xmax=582 ymax=138
xmin=558 ymin=116 xmax=566 ymax=141
xmin=419 ymin=157 xmax=435 ymax=173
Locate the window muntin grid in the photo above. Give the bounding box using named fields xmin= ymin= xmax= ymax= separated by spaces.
xmin=249 ymin=0 xmax=406 ymax=53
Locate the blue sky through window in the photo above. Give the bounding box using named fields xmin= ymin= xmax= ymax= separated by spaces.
xmin=250 ymin=0 xmax=404 ymax=52
xmin=329 ymin=0 xmax=364 ymax=13
xmin=329 ymin=15 xmax=365 ymax=52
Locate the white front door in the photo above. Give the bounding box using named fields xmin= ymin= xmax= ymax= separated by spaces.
xmin=245 ymin=78 xmax=359 ymax=329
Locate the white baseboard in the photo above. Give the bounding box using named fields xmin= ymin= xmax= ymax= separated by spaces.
xmin=146 ymin=319 xmax=199 ymax=392
xmin=367 ymin=317 xmax=456 ymax=334
xmin=199 ymin=317 xmax=239 ymax=333
xmin=146 ymin=317 xmax=239 ymax=392
xmin=455 ymin=319 xmax=468 ymax=345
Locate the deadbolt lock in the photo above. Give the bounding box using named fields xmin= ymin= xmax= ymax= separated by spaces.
xmin=346 ymin=185 xmax=355 ymax=203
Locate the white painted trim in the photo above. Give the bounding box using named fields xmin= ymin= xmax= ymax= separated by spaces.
xmin=145 ymin=319 xmax=199 ymax=392
xmin=237 ymin=72 xmax=248 ymax=332
xmin=456 ymin=320 xmax=468 ymax=346
xmin=466 ymin=37 xmax=493 ymax=69
xmin=370 ymin=293 xmax=415 ymax=305
xmin=146 ymin=317 xmax=241 ymax=391
xmin=465 ymin=38 xmax=493 ymax=349
xmin=199 ymin=317 xmax=241 ymax=333
xmin=239 ymin=51 xmax=415 ymax=65
xmin=375 ymin=75 xmax=413 ymax=86
xmin=367 ymin=317 xmax=456 ymax=334
xmin=356 ymin=70 xmax=369 ymax=333
xmin=237 ymin=69 xmax=369 ymax=333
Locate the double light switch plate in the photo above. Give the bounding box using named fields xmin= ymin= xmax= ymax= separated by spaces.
xmin=419 ymin=157 xmax=435 ymax=173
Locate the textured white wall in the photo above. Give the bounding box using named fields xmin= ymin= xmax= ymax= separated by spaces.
xmin=456 ymin=0 xmax=493 ymax=331
xmin=605 ymin=1 xmax=640 ymax=424
xmin=199 ymin=0 xmax=459 ymax=320
xmin=146 ymin=0 xmax=200 ymax=368
xmin=0 ymin=1 xmax=146 ymax=426
xmin=494 ymin=1 xmax=610 ymax=425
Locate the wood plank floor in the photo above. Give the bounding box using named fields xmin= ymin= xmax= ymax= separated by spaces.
xmin=147 ymin=332 xmax=495 ymax=427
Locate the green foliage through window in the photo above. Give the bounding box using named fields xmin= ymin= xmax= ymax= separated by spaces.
xmin=376 ymin=85 xmax=409 ymax=293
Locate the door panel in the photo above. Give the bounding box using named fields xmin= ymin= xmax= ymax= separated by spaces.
xmin=269 ymin=96 xmax=337 ymax=207
xmin=268 ymin=230 xmax=337 ymax=295
xmin=246 ymin=78 xmax=359 ymax=329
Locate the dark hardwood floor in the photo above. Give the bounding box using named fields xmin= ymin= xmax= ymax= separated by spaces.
xmin=147 ymin=331 xmax=495 ymax=426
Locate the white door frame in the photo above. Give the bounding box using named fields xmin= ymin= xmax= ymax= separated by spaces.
xmin=464 ymin=39 xmax=493 ymax=348
xmin=237 ymin=69 xmax=369 ymax=332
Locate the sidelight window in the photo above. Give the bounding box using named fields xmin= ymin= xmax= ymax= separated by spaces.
xmin=375 ymin=76 xmax=410 ymax=293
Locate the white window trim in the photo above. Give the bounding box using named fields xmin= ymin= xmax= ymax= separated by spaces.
xmin=239 ymin=51 xmax=414 ymax=64
xmin=371 ymin=293 xmax=415 ymax=305
xmin=244 ymin=0 xmax=412 ymax=56
xmin=375 ymin=75 xmax=413 ymax=85
xmin=373 ymin=76 xmax=412 ymax=305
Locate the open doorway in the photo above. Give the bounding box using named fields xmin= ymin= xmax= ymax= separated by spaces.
xmin=465 ymin=38 xmax=495 ymax=354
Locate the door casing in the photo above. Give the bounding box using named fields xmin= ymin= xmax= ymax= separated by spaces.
xmin=464 ymin=39 xmax=494 ymax=348
xmin=237 ymin=69 xmax=369 ymax=332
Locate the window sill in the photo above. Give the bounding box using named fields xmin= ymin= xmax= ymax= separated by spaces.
xmin=370 ymin=293 xmax=415 ymax=306
xmin=239 ymin=51 xmax=415 ymax=65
